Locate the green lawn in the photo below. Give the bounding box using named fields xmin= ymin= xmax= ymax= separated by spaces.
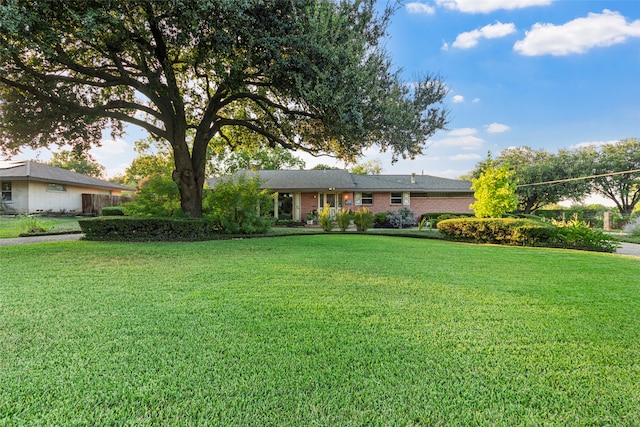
xmin=1 ymin=235 xmax=639 ymax=425
xmin=0 ymin=216 xmax=81 ymax=238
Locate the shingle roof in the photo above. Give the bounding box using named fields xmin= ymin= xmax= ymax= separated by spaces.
xmin=206 ymin=169 xmax=471 ymax=192
xmin=0 ymin=161 xmax=133 ymax=191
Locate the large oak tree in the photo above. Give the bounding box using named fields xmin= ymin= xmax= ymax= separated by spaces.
xmin=0 ymin=0 xmax=448 ymax=217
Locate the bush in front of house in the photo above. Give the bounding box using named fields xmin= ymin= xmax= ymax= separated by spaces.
xmin=373 ymin=211 xmax=392 ymax=228
xmin=437 ymin=217 xmax=554 ymax=246
xmin=550 ymin=215 xmax=619 ymax=252
xmin=387 ymin=207 xmax=416 ymax=229
xmin=101 ymin=206 xmax=125 ymax=216
xmin=335 ymin=208 xmax=353 ymax=232
xmin=353 ymin=208 xmax=374 ymax=232
xmin=79 ymin=217 xmax=220 ymax=241
xmin=202 ymin=173 xmax=274 ymax=234
xmin=122 ymin=174 xmax=184 ymax=217
xmin=419 ymin=212 xmax=474 ymax=228
xmin=437 ymin=217 xmax=618 ymax=252
xmin=318 ymin=205 xmax=334 ymax=232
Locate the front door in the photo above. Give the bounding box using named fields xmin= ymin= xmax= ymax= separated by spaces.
xmin=319 ymin=192 xmax=343 ymax=218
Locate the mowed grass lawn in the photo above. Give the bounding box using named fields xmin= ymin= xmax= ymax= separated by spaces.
xmin=1 ymin=235 xmax=639 ymax=426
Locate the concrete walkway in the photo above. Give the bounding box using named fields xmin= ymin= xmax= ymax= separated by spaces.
xmin=1 ymin=233 xmax=639 ymax=257
xmin=0 ymin=233 xmax=83 ymax=247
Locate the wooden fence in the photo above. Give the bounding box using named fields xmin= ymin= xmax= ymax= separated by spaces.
xmin=82 ymin=194 xmax=132 ymax=216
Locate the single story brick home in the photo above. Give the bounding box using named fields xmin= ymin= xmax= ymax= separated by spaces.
xmin=0 ymin=160 xmax=132 ymax=215
xmin=207 ymin=169 xmax=474 ymax=221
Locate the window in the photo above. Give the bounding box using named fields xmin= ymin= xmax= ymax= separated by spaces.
xmin=46 ymin=183 xmax=66 ymax=192
xmin=361 ymin=192 xmax=373 ymax=205
xmin=1 ymin=182 xmax=11 ymax=202
xmin=390 ymin=192 xmax=402 ymax=204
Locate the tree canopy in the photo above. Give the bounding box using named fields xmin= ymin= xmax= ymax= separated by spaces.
xmin=47 ymin=150 xmax=106 ymax=179
xmin=349 ymin=159 xmax=383 ymax=175
xmin=470 ymin=164 xmax=518 ymax=218
xmin=581 ymin=138 xmax=640 ymax=218
xmin=209 ymin=144 xmax=306 ymax=177
xmin=470 ymin=147 xmax=590 ymax=213
xmin=0 ymin=0 xmax=448 ymax=217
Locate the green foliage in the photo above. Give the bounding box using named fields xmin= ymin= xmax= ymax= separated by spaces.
xmin=203 ymin=174 xmax=273 ymax=234
xmin=47 ymin=150 xmax=106 ymax=178
xmin=470 ymin=164 xmax=518 ymax=218
xmin=18 ymin=215 xmax=48 ymax=235
xmin=0 ymin=0 xmax=448 ymax=217
xmin=101 ymin=206 xmax=125 ymax=216
xmin=209 ymin=144 xmax=306 ymax=177
xmin=122 ymin=174 xmax=183 ymax=217
xmin=335 ymin=208 xmax=353 ymax=232
xmin=587 ymin=137 xmax=640 ymax=217
xmin=374 ymin=211 xmax=392 ymax=227
xmin=470 ymin=147 xmax=591 ymax=213
xmin=437 ymin=217 xmax=556 ymax=246
xmin=353 ymin=208 xmax=374 ymax=232
xmin=550 ymin=215 xmax=619 ymax=252
xmin=79 ymin=217 xmax=219 ymax=241
xmin=318 ymin=205 xmax=334 ymax=232
xmin=349 ymin=159 xmax=383 ymax=175
xmin=420 ymin=212 xmax=474 ymax=228
xmin=438 ymin=216 xmax=618 ymax=252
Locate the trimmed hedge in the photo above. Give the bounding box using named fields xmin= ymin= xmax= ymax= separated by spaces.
xmin=437 ymin=217 xmax=618 ymax=252
xmin=437 ymin=217 xmax=557 ymax=246
xmin=79 ymin=217 xmax=221 ymax=242
xmin=101 ymin=206 xmax=125 ymax=216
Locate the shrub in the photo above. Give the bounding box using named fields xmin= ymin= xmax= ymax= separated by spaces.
xmin=387 ymin=207 xmax=416 ymax=229
xmin=353 ymin=208 xmax=374 ymax=232
xmin=550 ymin=216 xmax=618 ymax=252
xmin=419 ymin=212 xmax=474 ymax=228
xmin=101 ymin=206 xmax=125 ymax=216
xmin=203 ymin=173 xmax=274 ymax=234
xmin=19 ymin=215 xmax=48 ymax=234
xmin=373 ymin=211 xmax=392 ymax=228
xmin=437 ymin=216 xmax=618 ymax=252
xmin=318 ymin=205 xmax=334 ymax=232
xmin=122 ymin=174 xmax=184 ymax=217
xmin=437 ymin=217 xmax=556 ymax=246
xmin=335 ymin=208 xmax=353 ymax=232
xmin=79 ymin=217 xmax=220 ymax=241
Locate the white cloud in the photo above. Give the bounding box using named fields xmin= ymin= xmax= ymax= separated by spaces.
xmin=406 ymin=2 xmax=436 ymax=15
xmin=432 ymin=128 xmax=484 ymax=150
xmin=472 ymin=98 xmax=481 ymax=103
xmin=451 ymin=22 xmax=516 ymax=49
xmin=449 ymin=153 xmax=483 ymax=161
xmin=514 ymin=10 xmax=640 ymax=56
xmin=484 ymin=123 xmax=511 ymax=133
xmin=91 ymin=137 xmax=130 ymax=157
xmin=436 ymin=0 xmax=552 ymax=14
xmin=448 ymin=128 xmax=477 ymax=137
xmin=571 ymin=140 xmax=618 ymax=149
xmin=452 ymin=95 xmax=465 ymax=103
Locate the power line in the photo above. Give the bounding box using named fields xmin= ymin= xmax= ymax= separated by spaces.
xmin=517 ymin=168 xmax=640 ymax=188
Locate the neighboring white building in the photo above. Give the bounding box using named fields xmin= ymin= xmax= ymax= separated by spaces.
xmin=0 ymin=161 xmax=132 ymax=215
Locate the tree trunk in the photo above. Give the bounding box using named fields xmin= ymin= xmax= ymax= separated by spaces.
xmin=172 ymin=140 xmax=204 ymax=218
xmin=173 ymin=166 xmax=202 ymax=218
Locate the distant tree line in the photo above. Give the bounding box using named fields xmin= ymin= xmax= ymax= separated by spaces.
xmin=465 ymin=138 xmax=640 ymax=218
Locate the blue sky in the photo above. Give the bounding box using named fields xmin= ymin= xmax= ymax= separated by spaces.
xmin=6 ymin=0 xmax=640 ymax=180
xmin=365 ymin=0 xmax=640 ymax=179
